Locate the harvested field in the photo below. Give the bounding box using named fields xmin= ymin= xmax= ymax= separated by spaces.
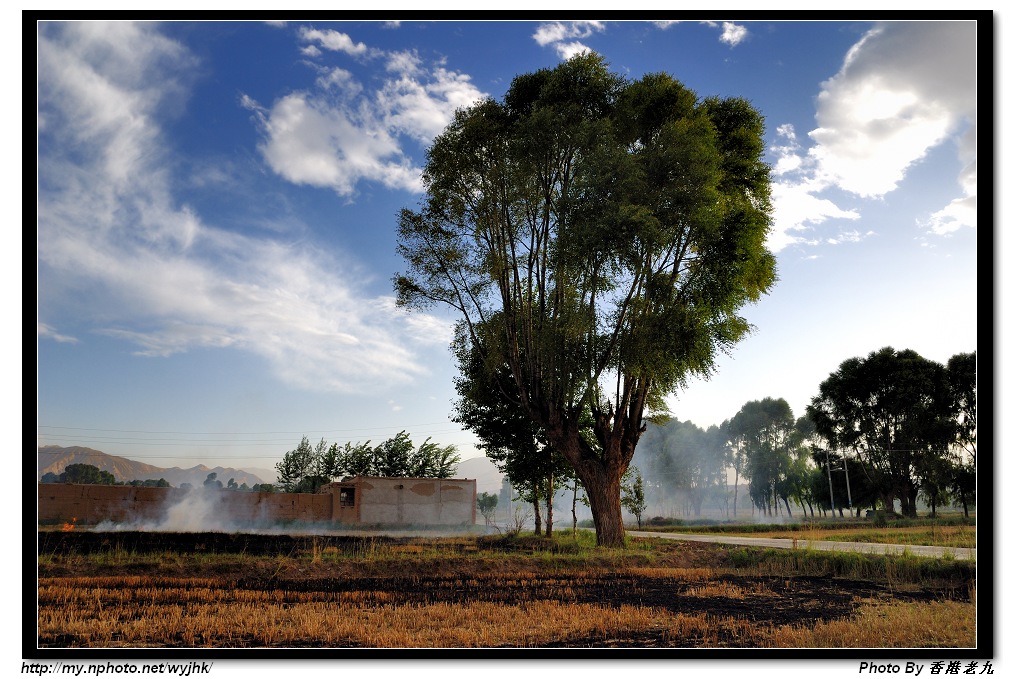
xmin=35 ymin=530 xmax=977 ymax=649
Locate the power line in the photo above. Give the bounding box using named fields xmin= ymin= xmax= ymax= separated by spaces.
xmin=36 ymin=429 xmax=467 ymax=447
xmin=37 ymin=422 xmax=460 ymax=435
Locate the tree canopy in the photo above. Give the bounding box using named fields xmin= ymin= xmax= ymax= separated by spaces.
xmin=274 ymin=433 xmax=461 ymax=494
xmin=395 ymin=54 xmax=775 ymax=546
xmin=806 ymin=347 xmax=959 ymax=518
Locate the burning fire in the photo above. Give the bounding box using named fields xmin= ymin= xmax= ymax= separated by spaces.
xmin=61 ymin=517 xmax=77 ymax=532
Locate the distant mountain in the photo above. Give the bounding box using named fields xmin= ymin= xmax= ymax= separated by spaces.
xmin=38 ymin=445 xmax=504 ymax=493
xmin=455 ymin=455 xmax=504 ymax=496
xmin=37 ymin=446 xmax=269 ymax=489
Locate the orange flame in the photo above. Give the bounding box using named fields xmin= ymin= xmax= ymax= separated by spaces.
xmin=61 ymin=517 xmax=77 ymax=532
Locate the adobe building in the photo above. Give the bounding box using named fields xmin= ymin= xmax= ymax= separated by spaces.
xmin=321 ymin=476 xmax=476 ymax=525
xmin=37 ymin=476 xmax=477 ymax=528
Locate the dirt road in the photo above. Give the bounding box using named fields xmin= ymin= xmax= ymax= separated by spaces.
xmin=627 ymin=530 xmax=976 ymax=560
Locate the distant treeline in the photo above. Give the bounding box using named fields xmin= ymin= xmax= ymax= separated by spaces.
xmin=40 ymin=463 xmax=169 ymax=488
xmin=39 ymin=463 xmax=275 ymax=492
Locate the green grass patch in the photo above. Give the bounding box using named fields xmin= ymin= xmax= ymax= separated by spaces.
xmin=722 ymin=544 xmax=975 ymax=590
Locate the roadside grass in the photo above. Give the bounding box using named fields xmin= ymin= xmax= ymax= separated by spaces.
xmin=723 ymin=545 xmax=975 ymax=594
xmin=632 ymin=517 xmax=976 ymax=549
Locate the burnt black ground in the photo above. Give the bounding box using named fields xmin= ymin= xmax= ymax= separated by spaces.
xmin=37 ymin=530 xmax=973 ymax=648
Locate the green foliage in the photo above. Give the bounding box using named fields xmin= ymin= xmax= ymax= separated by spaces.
xmin=633 ymin=419 xmax=728 ymax=517
xmin=395 ymin=54 xmax=775 ymax=547
xmin=476 ymin=492 xmax=498 ymax=525
xmin=59 ymin=463 xmax=116 ymax=485
xmin=726 ymin=398 xmax=812 ymax=517
xmin=621 ymin=467 xmax=647 ymax=528
xmin=275 ymin=432 xmax=462 ymax=493
xmin=125 ymin=478 xmax=170 ymax=488
xmin=807 ymin=347 xmax=965 ymax=518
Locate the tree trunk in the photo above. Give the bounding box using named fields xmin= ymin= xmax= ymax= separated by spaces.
xmin=733 ymin=470 xmax=739 ymax=518
xmin=579 ymin=465 xmax=625 ymax=547
xmin=905 ymin=487 xmax=919 ymax=518
xmin=782 ymin=496 xmax=793 ymax=517
xmin=538 ymin=410 xmax=636 ymax=548
xmin=545 ymin=474 xmax=554 ymax=538
xmin=548 ymin=493 xmax=556 ymax=535
xmin=571 ymin=479 xmax=578 ymax=536
xmin=533 ymin=497 xmax=542 ymax=535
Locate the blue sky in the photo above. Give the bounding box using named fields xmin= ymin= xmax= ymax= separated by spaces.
xmin=35 ymin=19 xmax=979 ymax=481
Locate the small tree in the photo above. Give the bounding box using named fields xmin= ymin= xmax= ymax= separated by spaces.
xmin=203 ymin=472 xmax=223 ymax=489
xmin=476 ymin=492 xmax=499 ymax=526
xmin=621 ymin=467 xmax=647 ymax=529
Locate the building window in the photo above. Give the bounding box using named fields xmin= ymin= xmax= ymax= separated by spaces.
xmin=340 ymin=488 xmax=355 ymax=508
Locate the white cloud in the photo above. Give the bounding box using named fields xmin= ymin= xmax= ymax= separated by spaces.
xmin=247 ymin=91 xmax=421 ymax=195
xmin=298 ymin=27 xmax=370 ymax=57
xmin=533 ymin=21 xmax=605 ymax=59
xmin=718 ymin=22 xmax=748 ymax=46
xmin=37 ymin=21 xmax=449 ymax=394
xmin=246 ymin=37 xmax=484 ymax=197
xmin=808 ymin=22 xmax=976 ymax=201
xmin=768 ymin=21 xmax=976 ymax=249
xmin=925 ymin=124 xmax=977 ymax=235
xmin=826 ymin=229 xmax=875 ymax=246
xmin=769 ymin=180 xmax=861 ymax=252
xmin=555 ymin=41 xmax=593 ymax=60
xmin=673 ymin=21 xmax=747 ymax=46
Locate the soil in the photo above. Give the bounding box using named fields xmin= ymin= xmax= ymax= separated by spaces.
xmin=36 ymin=530 xmax=973 ymax=649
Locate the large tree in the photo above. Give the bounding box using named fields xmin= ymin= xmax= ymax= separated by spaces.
xmin=806 ymin=347 xmax=955 ymax=518
xmin=635 ymin=419 xmax=728 ymax=518
xmin=727 ymin=398 xmax=800 ymax=517
xmin=395 ymin=54 xmax=775 ymax=546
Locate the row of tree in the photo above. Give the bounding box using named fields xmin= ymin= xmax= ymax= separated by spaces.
xmin=631 ymin=347 xmax=976 ymax=520
xmin=40 ymin=463 xmax=169 ymax=487
xmin=273 ymin=432 xmax=461 ymax=494
xmin=39 ymin=465 xmax=270 ymax=491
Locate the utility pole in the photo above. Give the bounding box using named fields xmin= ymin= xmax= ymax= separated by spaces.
xmin=824 ymin=447 xmax=836 ymax=513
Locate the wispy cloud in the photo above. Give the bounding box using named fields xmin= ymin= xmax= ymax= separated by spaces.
xmin=768 ymin=21 xmax=976 ymax=251
xmin=37 ymin=21 xmax=449 ymax=394
xmin=38 ymin=322 xmax=79 ymax=344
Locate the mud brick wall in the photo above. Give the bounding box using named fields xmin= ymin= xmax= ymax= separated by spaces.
xmin=356 ymin=477 xmax=476 ymax=526
xmin=38 ymin=484 xmax=334 ymax=525
xmin=38 ymin=484 xmax=187 ymax=524
xmin=38 ymin=477 xmax=476 ymax=527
